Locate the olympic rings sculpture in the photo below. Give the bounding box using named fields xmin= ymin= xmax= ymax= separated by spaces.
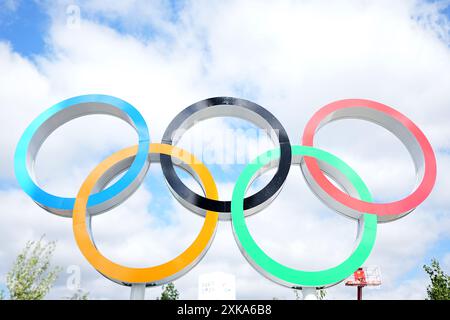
xmin=14 ymin=95 xmax=437 ymax=289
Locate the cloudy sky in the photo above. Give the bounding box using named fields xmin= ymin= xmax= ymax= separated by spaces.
xmin=0 ymin=0 xmax=449 ymax=300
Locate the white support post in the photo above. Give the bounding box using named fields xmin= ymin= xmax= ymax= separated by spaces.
xmin=302 ymin=287 xmax=318 ymax=300
xmin=130 ymin=283 xmax=146 ymax=300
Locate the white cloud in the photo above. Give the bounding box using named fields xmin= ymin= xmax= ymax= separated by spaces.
xmin=0 ymin=0 xmax=449 ymax=300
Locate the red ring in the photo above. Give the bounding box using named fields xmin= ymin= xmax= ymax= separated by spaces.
xmin=302 ymin=99 xmax=437 ymax=216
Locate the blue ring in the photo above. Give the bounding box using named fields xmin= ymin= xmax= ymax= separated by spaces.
xmin=14 ymin=94 xmax=150 ymax=214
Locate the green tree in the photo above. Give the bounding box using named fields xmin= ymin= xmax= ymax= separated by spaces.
xmin=6 ymin=236 xmax=61 ymax=300
xmin=159 ymin=282 xmax=179 ymax=300
xmin=294 ymin=288 xmax=326 ymax=300
xmin=0 ymin=290 xmax=4 ymax=300
xmin=423 ymin=259 xmax=450 ymax=300
xmin=317 ymin=289 xmax=326 ymax=300
xmin=67 ymin=289 xmax=89 ymax=300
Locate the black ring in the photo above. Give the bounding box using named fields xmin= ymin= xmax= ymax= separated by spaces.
xmin=160 ymin=97 xmax=292 ymax=217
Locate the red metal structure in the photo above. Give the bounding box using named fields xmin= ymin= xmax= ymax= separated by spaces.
xmin=345 ymin=267 xmax=381 ymax=300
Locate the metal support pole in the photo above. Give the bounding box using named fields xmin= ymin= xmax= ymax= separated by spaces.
xmin=302 ymin=287 xmax=318 ymax=300
xmin=357 ymin=286 xmax=363 ymax=300
xmin=130 ymin=283 xmax=146 ymax=300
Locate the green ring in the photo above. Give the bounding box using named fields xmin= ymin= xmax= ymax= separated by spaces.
xmin=231 ymin=145 xmax=377 ymax=288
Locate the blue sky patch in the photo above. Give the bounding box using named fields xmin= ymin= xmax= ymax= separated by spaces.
xmin=0 ymin=0 xmax=49 ymax=57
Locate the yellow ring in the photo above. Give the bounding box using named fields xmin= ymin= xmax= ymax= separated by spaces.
xmin=73 ymin=143 xmax=219 ymax=284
